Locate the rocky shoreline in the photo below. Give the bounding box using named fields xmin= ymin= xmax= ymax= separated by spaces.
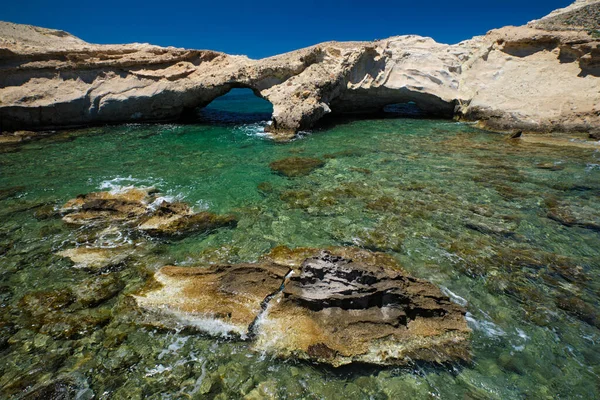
xmin=1 ymin=1 xmax=599 ymax=140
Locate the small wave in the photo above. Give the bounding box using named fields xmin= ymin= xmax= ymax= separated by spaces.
xmin=466 ymin=312 xmax=506 ymax=337
xmin=440 ymin=286 xmax=468 ymax=307
xmin=586 ymin=163 xmax=600 ymax=172
xmin=234 ymin=121 xmax=271 ymax=138
xmin=97 ymin=175 xmax=163 ymax=194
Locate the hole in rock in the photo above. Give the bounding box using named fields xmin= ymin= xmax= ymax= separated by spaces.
xmin=195 ymin=88 xmax=273 ymax=125
xmin=382 ymin=101 xmax=426 ymax=118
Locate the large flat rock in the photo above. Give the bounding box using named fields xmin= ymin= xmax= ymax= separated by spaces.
xmin=134 ymin=247 xmax=471 ymax=367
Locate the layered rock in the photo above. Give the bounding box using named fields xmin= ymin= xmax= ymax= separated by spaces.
xmin=57 ymin=188 xmax=237 ymax=270
xmin=0 ymin=1 xmax=598 ymax=139
xmin=60 ymin=187 xmax=236 ymax=236
xmin=134 ymin=247 xmax=471 ymax=367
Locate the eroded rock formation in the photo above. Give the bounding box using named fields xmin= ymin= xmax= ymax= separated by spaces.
xmin=134 ymin=247 xmax=471 ymax=367
xmin=57 ymin=188 xmax=237 ymax=270
xmin=60 ymin=187 xmax=236 ymax=236
xmin=0 ymin=2 xmax=598 ymax=140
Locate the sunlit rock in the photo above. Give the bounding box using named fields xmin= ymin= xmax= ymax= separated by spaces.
xmin=2 ymin=1 xmax=597 ymax=139
xmin=135 ymin=247 xmax=471 ymax=366
xmin=134 ymin=263 xmax=291 ymax=338
xmin=60 ymin=187 xmax=237 ymax=237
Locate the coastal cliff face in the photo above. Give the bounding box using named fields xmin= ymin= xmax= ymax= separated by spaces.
xmin=0 ymin=1 xmax=598 ymax=139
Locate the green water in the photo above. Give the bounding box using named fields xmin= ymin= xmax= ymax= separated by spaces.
xmin=1 ymin=91 xmax=600 ymax=399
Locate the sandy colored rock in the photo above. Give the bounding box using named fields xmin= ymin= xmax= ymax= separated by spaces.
xmin=60 ymin=187 xmax=236 ymax=237
xmin=134 ymin=263 xmax=291 ymax=337
xmin=0 ymin=1 xmax=598 ymax=139
xmin=254 ymin=251 xmax=470 ymax=366
xmin=135 ymin=247 xmax=471 ymax=366
xmin=57 ymin=246 xmax=133 ymax=271
xmin=137 ymin=202 xmax=237 ymax=237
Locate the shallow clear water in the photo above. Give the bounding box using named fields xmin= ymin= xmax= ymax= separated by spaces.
xmin=1 ymin=90 xmax=599 ymax=399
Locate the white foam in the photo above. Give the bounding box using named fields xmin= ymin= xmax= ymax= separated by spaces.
xmin=168 ymin=309 xmax=247 ymax=339
xmin=586 ymin=163 xmax=600 ymax=172
xmin=144 ymin=364 xmax=172 ymax=377
xmin=158 ymin=335 xmax=190 ymax=360
xmin=97 ymin=175 xmax=164 ymax=195
xmin=466 ymin=312 xmax=506 ymax=337
xmin=440 ymin=287 xmax=468 ymax=307
xmin=235 ymin=121 xmax=271 ymax=138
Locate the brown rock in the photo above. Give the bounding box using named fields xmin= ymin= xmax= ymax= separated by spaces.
xmin=254 ymin=251 xmax=470 ymax=366
xmin=546 ymin=198 xmax=600 ymax=231
xmin=60 ymin=188 xmax=236 ymax=237
xmin=134 ymin=263 xmax=291 ymax=337
xmin=135 ymin=247 xmax=471 ymax=366
xmin=137 ymin=202 xmax=237 ymax=237
xmin=269 ymin=157 xmax=325 ymax=177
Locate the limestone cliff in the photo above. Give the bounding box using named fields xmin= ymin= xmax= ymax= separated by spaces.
xmin=0 ymin=1 xmax=598 ymax=140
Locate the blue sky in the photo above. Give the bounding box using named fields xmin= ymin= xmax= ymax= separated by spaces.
xmin=2 ymin=0 xmax=569 ymax=59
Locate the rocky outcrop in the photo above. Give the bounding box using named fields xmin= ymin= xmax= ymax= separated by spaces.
xmin=0 ymin=1 xmax=598 ymax=139
xmin=60 ymin=187 xmax=236 ymax=236
xmin=57 ymin=188 xmax=237 ymax=270
xmin=134 ymin=247 xmax=471 ymax=367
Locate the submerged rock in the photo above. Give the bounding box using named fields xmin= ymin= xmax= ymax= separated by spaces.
xmin=135 ymin=247 xmax=470 ymax=367
xmin=57 ymin=246 xmax=133 ymax=272
xmin=546 ymin=198 xmax=600 ymax=232
xmin=269 ymin=157 xmax=325 ymax=177
xmin=536 ymin=162 xmax=565 ymax=171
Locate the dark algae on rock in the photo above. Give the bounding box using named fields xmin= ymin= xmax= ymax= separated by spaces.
xmin=269 ymin=156 xmax=326 ymax=177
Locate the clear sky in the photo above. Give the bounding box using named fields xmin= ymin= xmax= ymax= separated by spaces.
xmin=2 ymin=0 xmax=570 ymax=59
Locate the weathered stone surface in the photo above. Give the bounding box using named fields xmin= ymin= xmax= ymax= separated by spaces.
xmin=546 ymin=198 xmax=600 ymax=231
xmin=134 ymin=263 xmax=291 ymax=337
xmin=56 ymin=246 xmax=133 ymax=272
xmin=60 ymin=187 xmax=237 ymax=237
xmin=135 ymin=247 xmax=470 ymax=366
xmin=61 ymin=187 xmax=154 ymax=226
xmin=254 ymin=251 xmax=470 ymax=367
xmin=269 ymin=157 xmax=325 ymax=177
xmin=0 ymin=1 xmax=598 ymax=139
xmin=137 ymin=202 xmax=237 ymax=237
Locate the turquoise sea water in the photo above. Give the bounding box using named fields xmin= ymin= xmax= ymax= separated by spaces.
xmin=1 ymin=89 xmax=599 ymax=399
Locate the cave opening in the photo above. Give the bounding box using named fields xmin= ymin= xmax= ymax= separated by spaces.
xmin=196 ymin=88 xmax=273 ymax=125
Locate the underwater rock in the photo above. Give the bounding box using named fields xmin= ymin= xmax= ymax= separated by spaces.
xmin=464 ymin=218 xmax=518 ymax=238
xmin=536 ymin=162 xmax=565 ymax=171
xmin=0 ymin=185 xmax=25 ymax=201
xmin=57 ymin=247 xmax=133 ymax=272
xmin=269 ymin=157 xmax=325 ymax=177
xmin=546 ymin=198 xmax=600 ymax=232
xmin=135 ymin=247 xmax=470 ymax=367
xmin=61 ymin=188 xmax=237 ymax=237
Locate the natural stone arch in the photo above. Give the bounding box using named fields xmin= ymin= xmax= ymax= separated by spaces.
xmin=181 ymin=85 xmax=274 ymax=124
xmin=327 ymin=87 xmax=457 ymax=120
